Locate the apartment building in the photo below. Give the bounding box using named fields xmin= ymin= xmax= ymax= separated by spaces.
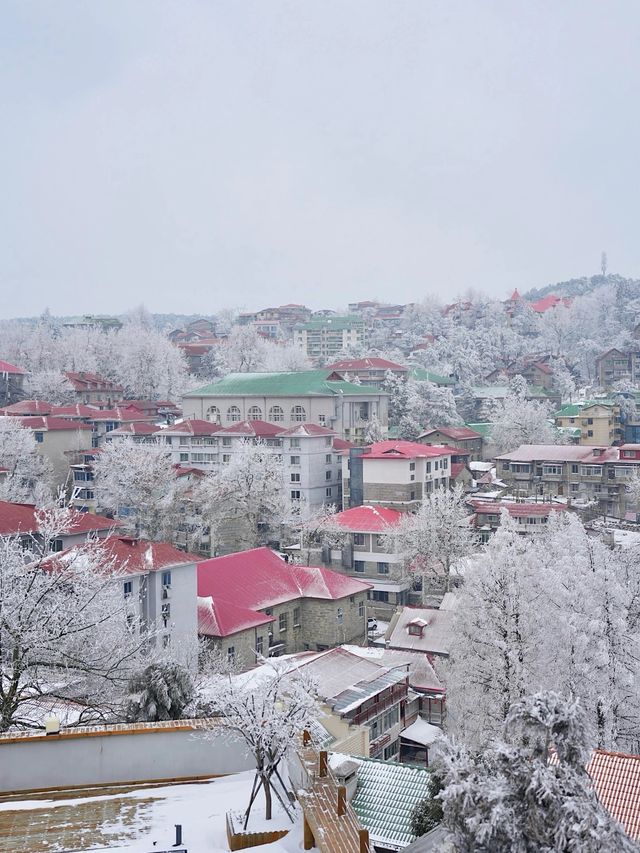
xmin=553 ymin=401 xmax=621 ymax=446
xmin=16 ymin=416 xmax=93 ymax=488
xmin=0 ymin=359 xmax=26 ymax=406
xmin=293 ymin=316 xmax=366 ymax=361
xmin=324 ymin=358 xmax=408 ymax=387
xmin=64 ymin=372 xmax=123 ymax=405
xmin=182 ymin=370 xmax=388 ymax=444
xmin=342 ymin=440 xmax=452 ymax=511
xmin=468 ymin=498 xmax=567 ymax=542
xmin=197 ymin=547 xmax=371 ymax=667
xmin=595 ymin=348 xmax=640 ymax=389
xmin=417 ymin=426 xmax=484 ymax=461
xmin=495 ymin=444 xmax=635 ymax=519
xmin=0 ymin=499 xmax=117 ymax=549
xmin=68 ymin=449 xmax=100 ymax=513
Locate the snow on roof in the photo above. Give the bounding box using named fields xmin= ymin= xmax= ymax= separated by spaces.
xmin=197 ymin=595 xmax=274 ymax=637
xmin=363 ymin=440 xmax=453 ymax=460
xmin=1 ymin=399 xmax=53 ymax=416
xmin=64 ymin=371 xmax=123 ymax=391
xmin=91 ymin=537 xmax=199 ymax=575
xmin=418 ymin=425 xmax=482 ymax=441
xmin=157 ymin=419 xmax=222 ymax=436
xmin=196 ymin=548 xmax=372 ymax=637
xmin=50 ymin=404 xmax=103 ymax=418
xmin=325 ymin=357 xmax=408 ymax=372
xmin=0 ymin=501 xmax=118 ymax=536
xmin=342 ymin=645 xmax=443 ymax=693
xmin=333 ymin=505 xmax=403 ymax=532
xmin=401 ymin=717 xmax=443 ymax=747
xmin=469 ymin=499 xmax=567 ymax=518
xmin=587 ymin=749 xmax=640 ymax=840
xmin=106 ymin=422 xmax=159 ymax=436
xmin=530 ymin=294 xmax=572 ymax=313
xmin=496 ymin=444 xmax=619 ymax=463
xmin=216 ymin=420 xmax=284 ymax=437
xmin=277 ymin=423 xmax=337 ymax=437
xmin=0 ymin=359 xmax=26 ymax=375
xmin=386 ymin=605 xmax=456 ymax=656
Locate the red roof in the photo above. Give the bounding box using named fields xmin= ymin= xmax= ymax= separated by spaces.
xmin=278 ymin=423 xmax=336 ymax=437
xmin=89 ymin=407 xmax=153 ymax=422
xmin=217 ymin=420 xmax=283 ymax=438
xmin=64 ymin=371 xmax=123 ymax=392
xmin=588 ymin=749 xmax=640 ymax=840
xmin=19 ymin=416 xmax=92 ymax=431
xmin=106 ymin=422 xmax=159 ymax=436
xmin=419 ymin=426 xmax=482 ymax=441
xmin=530 ymin=294 xmax=573 ymax=313
xmin=97 ymin=537 xmax=199 ymax=575
xmin=0 ymin=501 xmax=117 ymax=536
xmin=363 ymin=440 xmax=453 ymax=459
xmin=198 ymin=596 xmax=275 ymax=637
xmin=1 ymin=400 xmax=53 ymax=416
xmin=158 ymin=419 xmax=222 ymax=436
xmin=325 ymin=358 xmax=407 ymax=373
xmin=469 ymin=499 xmax=566 ymax=519
xmin=333 ymin=505 xmax=403 ymax=533
xmin=197 ymin=547 xmax=371 ymax=637
xmin=509 ymin=288 xmax=521 ymax=301
xmin=450 ymin=462 xmax=466 ymax=478
xmin=333 ymin=437 xmax=357 ymax=451
xmin=50 ymin=404 xmax=102 ymax=418
xmin=0 ymin=360 xmax=26 ymax=375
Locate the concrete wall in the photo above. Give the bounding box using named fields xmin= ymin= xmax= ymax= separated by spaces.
xmin=0 ymin=719 xmax=253 ymax=794
xmin=38 ymin=428 xmax=93 ymax=487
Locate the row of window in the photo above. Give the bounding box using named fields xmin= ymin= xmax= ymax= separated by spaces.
xmin=355 ymin=561 xmax=390 ymax=574
xmin=207 ymin=405 xmax=308 ymax=424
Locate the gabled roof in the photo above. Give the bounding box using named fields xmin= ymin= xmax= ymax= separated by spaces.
xmin=385 ymin=605 xmax=456 ymax=656
xmin=156 ymin=419 xmax=221 ymax=437
xmin=216 ymin=420 xmax=283 ymax=438
xmin=496 ymin=444 xmax=619 ymax=463
xmin=197 ymin=595 xmax=274 ymax=637
xmin=50 ymin=404 xmax=103 ymax=418
xmin=184 ymin=370 xmax=378 ymax=398
xmin=106 ymin=422 xmax=159 ymax=436
xmin=0 ymin=359 xmax=26 ymax=375
xmin=419 ymin=425 xmax=482 ymax=441
xmin=530 ymin=294 xmax=572 ymax=313
xmin=333 ymin=505 xmax=403 ymax=533
xmin=1 ymin=399 xmax=53 ymax=416
xmin=293 ymin=647 xmax=405 ymax=706
xmin=333 ymin=437 xmax=357 ymax=451
xmin=554 ymin=400 xmax=616 ymax=417
xmin=0 ymin=501 xmax=117 ymax=536
xmin=588 ymin=749 xmax=640 ymax=840
xmin=95 ymin=537 xmax=199 ymax=575
xmin=19 ymin=416 xmax=92 ymax=431
xmin=469 ymin=499 xmax=566 ymax=518
xmin=363 ymin=440 xmax=452 ymax=459
xmin=325 ymin=358 xmax=408 ymax=372
xmin=277 ymin=423 xmax=337 ymax=437
xmin=196 ymin=547 xmax=371 ymax=637
xmin=64 ymin=371 xmax=123 ymax=391
xmin=88 ymin=407 xmax=153 ymax=422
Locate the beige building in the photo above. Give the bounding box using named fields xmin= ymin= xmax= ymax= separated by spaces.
xmin=182 ymin=370 xmax=388 ymax=444
xmin=553 ymin=401 xmax=621 ymax=446
xmin=19 ymin=416 xmax=93 ymax=488
xmin=293 ymin=316 xmax=366 ymax=362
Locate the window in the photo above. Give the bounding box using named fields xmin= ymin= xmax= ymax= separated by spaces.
xmin=163 ymin=634 xmax=171 ymax=648
xmin=222 ymin=453 xmax=231 ymax=463
xmin=358 ymin=600 xmax=365 ymax=618
xmin=248 ymin=405 xmax=262 ymax=419
xmin=293 ymin=607 xmax=300 ymax=627
xmin=353 ymin=533 xmax=365 ymax=545
xmin=408 ymin=623 xmax=423 ymax=636
xmin=162 ymin=571 xmax=172 ymax=588
xmin=318 ymin=415 xmax=327 ymax=426
xmin=571 ymin=464 xmax=579 ymax=473
xmin=227 ymin=406 xmax=241 ymax=422
xmin=409 ymin=462 xmax=416 ymax=471
xmin=161 ymin=603 xmax=171 ymax=628
xmin=588 ymin=430 xmax=594 ymax=437
xmin=227 ymin=646 xmax=235 ymax=664
xmin=291 ymin=405 xmax=307 ymax=422
xmin=442 ymin=457 xmax=448 ymax=469
xmin=375 ymin=534 xmax=385 ymax=548
xmin=410 ymin=491 xmax=416 ymax=500
xmin=383 ymin=742 xmax=398 ymax=761
xmin=337 ymin=607 xmax=344 ymax=624
xmin=571 ymin=483 xmax=579 ymax=492
xmin=354 ymin=560 xmax=365 ymax=573
xmin=123 ymin=580 xmax=133 ymax=597
xmin=279 ymin=612 xmax=288 ymax=632
xmin=179 ymin=452 xmax=189 ymax=462
xmin=35 ymin=432 xmax=44 ymax=443
xmin=325 ymin=487 xmax=332 ymax=497
xmin=207 ymin=406 xmax=221 ymax=424
xmin=291 ymin=473 xmax=301 ymax=482
xmin=371 ymin=590 xmax=389 ymax=602
xmin=426 ymin=461 xmax=431 ymax=473
xmin=325 ymin=470 xmax=332 ymax=480
xmin=290 ymin=438 xmax=301 ymax=448
xmin=377 ymin=562 xmax=390 ymax=575
xmin=290 ymin=455 xmax=300 ymax=465
xmin=543 ymin=465 xmax=563 ymax=476
xmin=269 ymin=406 xmax=284 ymax=422
xmin=256 ymin=636 xmax=263 ymax=655
xmin=222 ymin=437 xmax=232 ymax=446
xmin=325 ymin=454 xmax=332 ymax=464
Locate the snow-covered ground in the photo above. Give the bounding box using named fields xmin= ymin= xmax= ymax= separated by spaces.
xmin=0 ymin=772 xmax=305 ymax=853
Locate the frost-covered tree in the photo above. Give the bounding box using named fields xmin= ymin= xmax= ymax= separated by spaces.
xmin=196 ymin=441 xmax=292 ymax=552
xmin=489 ymin=385 xmax=561 ymax=455
xmin=363 ymin=413 xmax=385 ymax=443
xmin=298 ymin=503 xmax=348 ymax=565
xmin=0 ymin=507 xmax=146 ymax=731
xmin=409 ymin=772 xmax=444 ymax=836
xmin=399 ymin=380 xmax=462 ymax=438
xmin=93 ymin=439 xmax=186 ymax=542
xmin=0 ymin=417 xmax=53 ymax=504
xmin=388 ymin=485 xmax=476 ymax=596
xmin=115 ymin=322 xmax=189 ymax=400
xmin=206 ymin=658 xmax=318 ymax=823
xmin=25 ymin=370 xmax=76 ymax=404
xmin=126 ymin=662 xmax=194 ymax=722
xmin=383 ymin=370 xmax=411 ymax=427
xmin=440 ymin=692 xmax=638 ymax=852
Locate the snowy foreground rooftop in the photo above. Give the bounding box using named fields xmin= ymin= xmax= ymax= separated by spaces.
xmin=0 ymin=771 xmax=303 ymax=853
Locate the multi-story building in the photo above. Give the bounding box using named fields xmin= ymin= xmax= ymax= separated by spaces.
xmin=553 ymin=401 xmax=621 ymax=446
xmin=468 ymin=498 xmax=567 ymax=543
xmin=595 ymin=348 xmax=640 ymax=389
xmin=104 ymin=422 xmax=160 ymax=444
xmin=17 ymin=416 xmax=93 ymax=489
xmin=342 ymin=440 xmax=452 ymax=511
xmin=417 ymin=426 xmax=484 ymax=461
xmin=182 ymin=370 xmax=388 ymax=444
xmin=197 ymin=547 xmax=371 ymax=667
xmin=64 ymin=372 xmax=124 ymax=405
xmin=485 ymin=356 xmax=557 ymax=392
xmin=324 ymin=358 xmax=408 ymax=387
xmin=0 ymin=359 xmax=26 ymax=406
xmin=294 ymin=316 xmax=366 ymax=362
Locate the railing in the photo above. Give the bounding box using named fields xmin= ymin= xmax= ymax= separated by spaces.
xmin=351 ymin=687 xmax=407 ymax=726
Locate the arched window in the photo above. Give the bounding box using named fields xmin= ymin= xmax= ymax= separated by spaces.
xmin=227 ymin=406 xmax=241 ymax=422
xmin=291 ymin=405 xmax=307 ymax=422
xmin=247 ymin=405 xmax=263 ymax=420
xmin=269 ymin=405 xmax=284 ymax=423
xmin=207 ymin=406 xmax=221 ymax=424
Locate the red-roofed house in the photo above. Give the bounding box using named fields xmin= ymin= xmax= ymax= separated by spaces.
xmin=0 ymin=359 xmax=26 ymax=406
xmin=52 ymin=535 xmax=199 ymax=665
xmin=342 ymin=441 xmax=453 ymax=512
xmin=104 ymin=422 xmax=160 ymax=443
xmin=0 ymin=500 xmax=118 ymax=549
xmin=468 ymin=498 xmax=567 ymax=542
xmin=325 ymin=358 xmax=408 ymax=386
xmin=64 ymin=372 xmax=123 ymax=405
xmin=530 ymin=294 xmax=573 ymax=313
xmin=197 ymin=546 xmax=371 ymax=666
xmin=313 ymin=505 xmax=410 ymax=618
xmin=417 ymin=426 xmax=484 ymax=461
xmin=587 ymin=749 xmax=640 ymax=841
xmin=0 ymin=399 xmax=54 ymax=417
xmin=17 ymin=416 xmax=94 ymax=487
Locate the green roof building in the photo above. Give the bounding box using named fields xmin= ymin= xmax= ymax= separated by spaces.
xmin=293 ymin=315 xmax=366 ymax=360
xmin=182 ymin=370 xmax=388 ymax=443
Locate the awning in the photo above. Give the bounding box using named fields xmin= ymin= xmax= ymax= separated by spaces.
xmin=400 ymin=717 xmax=443 ymax=747
xmin=371 ymin=580 xmax=412 ymax=594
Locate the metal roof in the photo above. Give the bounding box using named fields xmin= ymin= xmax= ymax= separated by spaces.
xmin=184 ymin=370 xmax=378 ymax=397
xmin=331 ymin=667 xmax=408 ymax=715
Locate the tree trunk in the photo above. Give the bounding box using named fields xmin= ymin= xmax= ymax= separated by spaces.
xmin=263 ymin=774 xmax=273 ymax=821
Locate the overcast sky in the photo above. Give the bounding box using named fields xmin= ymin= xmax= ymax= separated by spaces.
xmin=2 ymin=1 xmax=639 ymax=318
